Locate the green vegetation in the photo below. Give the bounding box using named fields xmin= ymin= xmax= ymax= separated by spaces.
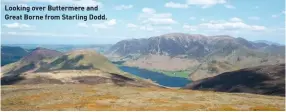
xmin=48 ymin=50 xmax=148 ymax=81
xmin=111 ymin=61 xmax=190 ymax=79
xmin=49 ymin=50 xmax=122 ymax=74
xmin=151 ymin=69 xmax=190 ymax=79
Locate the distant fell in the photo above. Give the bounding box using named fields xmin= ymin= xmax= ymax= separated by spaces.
xmin=1 ymin=46 xmax=28 ymax=66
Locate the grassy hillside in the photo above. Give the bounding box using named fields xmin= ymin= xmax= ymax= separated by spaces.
xmin=47 ymin=50 xmax=121 ymax=74
xmin=1 ymin=84 xmax=284 ymax=111
xmin=1 ymin=49 xmax=158 ymax=87
xmin=44 ymin=50 xmax=150 ymax=81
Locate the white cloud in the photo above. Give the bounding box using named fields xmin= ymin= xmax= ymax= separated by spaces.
xmin=142 ymin=8 xmax=156 ymax=14
xmin=158 ymin=26 xmax=173 ymax=30
xmin=77 ymin=22 xmax=88 ymax=28
xmin=230 ymin=17 xmax=243 ymax=22
xmin=182 ymin=18 xmax=267 ymax=33
xmin=114 ymin=5 xmax=133 ymax=10
xmin=127 ymin=23 xmax=137 ymax=28
xmin=106 ymin=19 xmax=117 ymax=26
xmin=126 ymin=23 xmax=172 ymax=32
xmin=140 ymin=8 xmax=177 ymax=25
xmin=248 ymin=16 xmax=260 ymax=20
xmin=139 ymin=25 xmax=154 ymax=31
xmin=187 ymin=0 xmax=226 ymax=8
xmin=3 ymin=23 xmax=32 ymax=29
xmin=143 ymin=18 xmax=177 ymax=25
xmin=197 ymin=19 xmax=266 ymax=31
xmin=77 ymin=19 xmax=116 ymax=29
xmin=224 ymin=4 xmax=235 ymax=9
xmin=92 ymin=24 xmax=109 ymax=29
xmin=250 ymin=25 xmax=266 ymax=31
xmin=183 ymin=24 xmax=197 ymax=31
xmin=165 ymin=0 xmax=232 ymax=9
xmin=131 ymin=8 xmax=177 ymax=32
xmin=3 ymin=31 xmax=89 ymax=37
xmin=165 ymin=2 xmax=188 ymax=9
xmin=138 ymin=25 xmax=172 ymax=32
xmin=91 ymin=19 xmax=117 ymax=29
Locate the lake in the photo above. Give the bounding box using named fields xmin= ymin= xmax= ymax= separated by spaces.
xmin=118 ymin=66 xmax=191 ymax=87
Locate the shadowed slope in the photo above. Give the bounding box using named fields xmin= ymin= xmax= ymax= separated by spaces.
xmin=185 ymin=64 xmax=285 ymax=96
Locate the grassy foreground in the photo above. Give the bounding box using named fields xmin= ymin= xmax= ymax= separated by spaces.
xmin=1 ymin=84 xmax=285 ymax=111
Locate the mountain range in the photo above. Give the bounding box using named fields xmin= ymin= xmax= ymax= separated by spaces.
xmin=1 ymin=38 xmax=285 ymax=110
xmin=253 ymin=40 xmax=283 ymax=46
xmin=106 ymin=33 xmax=285 ymax=81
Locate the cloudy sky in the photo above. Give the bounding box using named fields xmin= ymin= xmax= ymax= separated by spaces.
xmin=1 ymin=0 xmax=285 ymax=44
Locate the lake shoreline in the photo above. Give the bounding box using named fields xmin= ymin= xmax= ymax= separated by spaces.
xmin=112 ymin=61 xmax=191 ymax=79
xmin=117 ymin=65 xmax=191 ymax=87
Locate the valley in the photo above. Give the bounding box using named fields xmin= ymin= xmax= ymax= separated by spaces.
xmin=1 ymin=33 xmax=285 ymax=111
xmin=106 ymin=33 xmax=285 ymax=81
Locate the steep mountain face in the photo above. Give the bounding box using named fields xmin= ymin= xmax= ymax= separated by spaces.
xmin=107 ymin=33 xmax=284 ymax=58
xmin=1 ymin=46 xmax=28 ymax=66
xmin=1 ymin=49 xmax=157 ymax=87
xmin=107 ymin=33 xmax=213 ymax=58
xmin=106 ymin=33 xmax=285 ymax=80
xmin=184 ymin=64 xmax=285 ymax=96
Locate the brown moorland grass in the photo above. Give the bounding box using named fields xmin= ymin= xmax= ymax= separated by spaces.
xmin=1 ymin=84 xmax=285 ymax=111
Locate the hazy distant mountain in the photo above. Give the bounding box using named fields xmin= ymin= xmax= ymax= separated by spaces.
xmin=185 ymin=64 xmax=285 ymax=96
xmin=106 ymin=33 xmax=285 ymax=80
xmin=253 ymin=40 xmax=283 ymax=46
xmin=3 ymin=44 xmax=112 ymax=52
xmin=1 ymin=46 xmax=28 ymax=66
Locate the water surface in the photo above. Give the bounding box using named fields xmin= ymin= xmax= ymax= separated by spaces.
xmin=118 ymin=66 xmax=191 ymax=87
